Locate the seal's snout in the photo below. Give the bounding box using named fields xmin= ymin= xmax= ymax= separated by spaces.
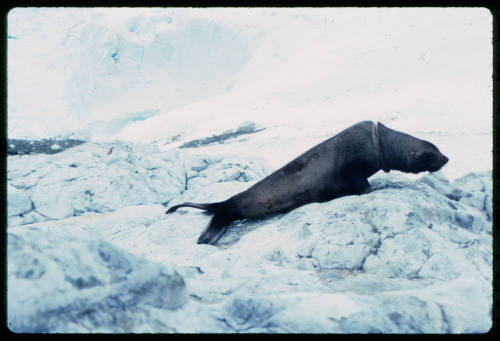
xmin=429 ymin=153 xmax=449 ymax=172
xmin=438 ymin=153 xmax=449 ymax=169
xmin=442 ymin=154 xmax=449 ymax=166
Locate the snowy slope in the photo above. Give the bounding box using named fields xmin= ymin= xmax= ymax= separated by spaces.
xmin=8 ymin=8 xmax=264 ymax=139
xmin=8 ymin=7 xmax=492 ymax=180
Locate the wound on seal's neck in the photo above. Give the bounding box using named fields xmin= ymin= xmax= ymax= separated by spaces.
xmin=373 ymin=122 xmax=390 ymax=172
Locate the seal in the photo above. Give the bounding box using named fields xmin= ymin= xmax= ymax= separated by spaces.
xmin=166 ymin=121 xmax=449 ymax=245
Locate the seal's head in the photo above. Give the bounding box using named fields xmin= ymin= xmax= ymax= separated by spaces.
xmin=407 ymin=141 xmax=449 ymax=173
xmin=377 ymin=122 xmax=448 ymax=174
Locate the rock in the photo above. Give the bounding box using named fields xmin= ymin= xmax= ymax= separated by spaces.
xmin=50 ymin=143 xmax=61 ymax=151
xmin=7 ymin=184 xmax=32 ymax=218
xmin=419 ymin=171 xmax=457 ymax=199
xmin=179 ymin=122 xmax=265 ymax=149
xmin=451 ymin=171 xmax=492 ymax=221
xmin=221 ymin=296 xmax=275 ymax=332
xmin=7 ymin=141 xmax=492 ymax=333
xmin=7 ymin=223 xmax=187 ymax=333
xmin=338 ymin=295 xmax=446 ymax=333
xmin=237 ymin=121 xmax=257 ymax=133
xmin=256 ymin=173 xmax=491 ymax=285
xmin=185 ymin=171 xmax=490 ymax=333
xmin=7 ymin=141 xmax=187 ymax=225
xmin=7 ymin=138 xmax=85 ymax=155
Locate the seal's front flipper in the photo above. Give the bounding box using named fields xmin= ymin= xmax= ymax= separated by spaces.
xmin=343 ymin=175 xmax=371 ymax=195
xmin=197 ymin=213 xmax=233 ymax=245
xmin=353 ymin=177 xmax=371 ymax=195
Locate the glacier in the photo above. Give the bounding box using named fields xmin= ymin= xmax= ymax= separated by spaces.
xmin=7 ymin=7 xmax=493 ymax=333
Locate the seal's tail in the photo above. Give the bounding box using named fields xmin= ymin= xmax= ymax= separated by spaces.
xmin=197 ymin=213 xmax=234 ymax=245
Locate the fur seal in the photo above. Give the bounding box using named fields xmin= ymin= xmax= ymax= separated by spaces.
xmin=166 ymin=121 xmax=449 ymax=245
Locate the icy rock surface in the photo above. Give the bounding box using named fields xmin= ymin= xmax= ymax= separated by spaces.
xmin=8 ymin=223 xmax=187 ymax=333
xmin=7 ymin=141 xmax=492 ymax=333
xmin=7 ymin=141 xmax=187 ymax=226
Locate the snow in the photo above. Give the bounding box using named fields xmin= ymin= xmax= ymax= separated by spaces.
xmin=7 ymin=7 xmax=492 ymax=333
xmin=8 ymin=7 xmax=491 ymax=180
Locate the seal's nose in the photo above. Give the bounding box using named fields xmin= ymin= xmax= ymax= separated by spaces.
xmin=429 ymin=153 xmax=449 ymax=172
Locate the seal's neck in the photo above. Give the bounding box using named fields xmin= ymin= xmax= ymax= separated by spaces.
xmin=373 ymin=122 xmax=390 ymax=172
xmin=378 ymin=121 xmax=428 ymax=173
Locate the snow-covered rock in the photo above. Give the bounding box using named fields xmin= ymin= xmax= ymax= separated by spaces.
xmin=7 ymin=184 xmax=32 ymax=218
xmin=7 ymin=142 xmax=492 ymax=333
xmin=7 ymin=223 xmax=187 ymax=333
xmin=6 ymin=141 xmax=187 ymax=225
xmin=450 ymin=171 xmax=493 ymax=221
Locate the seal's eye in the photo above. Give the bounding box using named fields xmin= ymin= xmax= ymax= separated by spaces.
xmin=410 ymin=151 xmax=415 ymax=156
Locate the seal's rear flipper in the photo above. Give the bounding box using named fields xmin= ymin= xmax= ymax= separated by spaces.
xmin=197 ymin=213 xmax=233 ymax=245
xmin=166 ymin=202 xmax=222 ymax=214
